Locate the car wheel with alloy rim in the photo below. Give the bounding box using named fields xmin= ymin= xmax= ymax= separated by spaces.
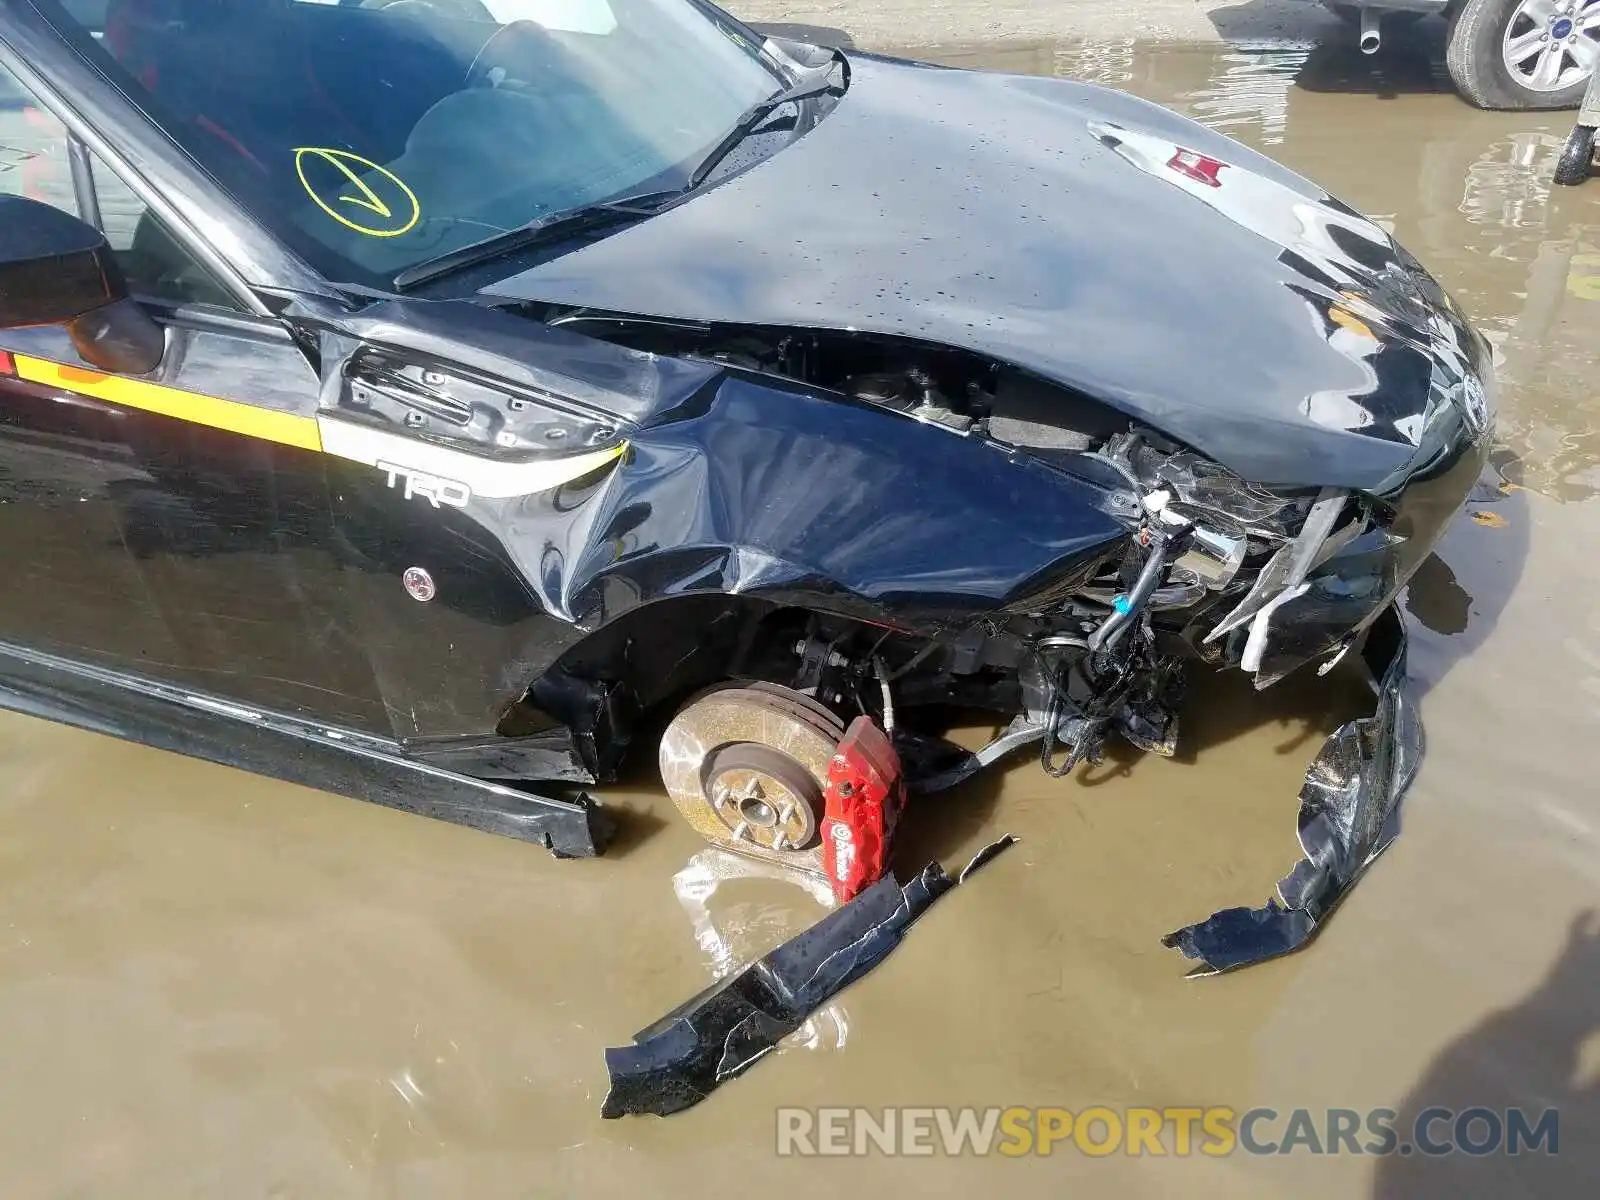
xmin=1448 ymin=0 xmax=1600 ymax=109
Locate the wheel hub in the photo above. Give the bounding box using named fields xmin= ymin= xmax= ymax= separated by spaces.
xmin=704 ymin=744 xmax=822 ymax=852
xmin=660 ymin=684 xmax=845 ymax=873
xmin=1503 ymin=0 xmax=1600 ymax=94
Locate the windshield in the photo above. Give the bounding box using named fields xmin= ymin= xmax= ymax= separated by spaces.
xmin=46 ymin=0 xmax=785 ymax=286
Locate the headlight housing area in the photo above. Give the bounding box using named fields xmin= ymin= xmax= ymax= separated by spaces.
xmin=1074 ymin=430 xmax=1324 ymax=617
xmin=342 ymin=349 xmax=622 ymax=457
xmin=1101 ymin=430 xmax=1318 ymax=545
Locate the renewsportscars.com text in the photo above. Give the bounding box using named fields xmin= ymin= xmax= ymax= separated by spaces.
xmin=775 ymin=1105 xmax=1559 ymax=1158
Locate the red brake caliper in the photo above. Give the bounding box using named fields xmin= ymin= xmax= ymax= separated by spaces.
xmin=821 ymin=716 xmax=907 ymax=904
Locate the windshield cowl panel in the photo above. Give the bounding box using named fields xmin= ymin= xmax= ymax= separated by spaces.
xmin=44 ymin=0 xmax=791 ymax=288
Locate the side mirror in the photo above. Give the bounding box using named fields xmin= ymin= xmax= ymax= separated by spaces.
xmin=0 ymin=195 xmax=164 ymax=375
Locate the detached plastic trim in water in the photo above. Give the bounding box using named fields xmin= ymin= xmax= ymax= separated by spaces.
xmin=600 ymin=836 xmax=1018 ymax=1118
xmin=1163 ymin=604 xmax=1420 ymax=974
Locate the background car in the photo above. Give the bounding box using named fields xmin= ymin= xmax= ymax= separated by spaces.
xmin=1320 ymin=0 xmax=1600 ymax=109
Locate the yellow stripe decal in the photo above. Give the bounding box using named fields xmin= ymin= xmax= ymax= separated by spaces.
xmin=13 ymin=354 xmax=324 ymax=452
xmin=11 ymin=354 xmax=629 ymax=499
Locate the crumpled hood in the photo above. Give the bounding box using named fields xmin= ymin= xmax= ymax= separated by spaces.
xmin=484 ymin=53 xmax=1489 ymax=491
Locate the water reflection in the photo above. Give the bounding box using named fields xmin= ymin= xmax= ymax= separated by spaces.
xmin=1053 ymin=36 xmax=1138 ymax=87
xmin=1403 ymin=552 xmax=1472 ymax=637
xmin=1184 ymin=40 xmax=1311 ymax=145
xmin=670 ymin=848 xmax=849 ymax=1052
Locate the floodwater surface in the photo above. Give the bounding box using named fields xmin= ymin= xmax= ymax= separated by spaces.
xmin=1 ymin=30 xmax=1597 ymax=1199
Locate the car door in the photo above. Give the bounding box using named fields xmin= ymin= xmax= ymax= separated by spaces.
xmin=0 ymin=58 xmax=389 ymax=732
xmin=0 ymin=65 xmax=161 ymax=669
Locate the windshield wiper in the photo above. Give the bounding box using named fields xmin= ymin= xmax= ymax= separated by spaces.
xmin=683 ymin=58 xmax=847 ymax=191
xmin=394 ymin=190 xmax=680 ymax=292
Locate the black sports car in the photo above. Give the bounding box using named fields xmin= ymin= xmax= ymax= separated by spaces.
xmin=0 ymin=0 xmax=1490 ymax=971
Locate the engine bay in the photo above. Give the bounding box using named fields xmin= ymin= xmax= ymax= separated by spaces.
xmin=540 ymin=309 xmax=1348 ymax=682
xmin=545 ymin=310 xmax=1128 ymax=445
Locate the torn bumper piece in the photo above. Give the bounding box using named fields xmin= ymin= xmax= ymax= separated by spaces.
xmin=1163 ymin=604 xmax=1419 ymax=973
xmin=601 ymin=837 xmax=1016 ymax=1118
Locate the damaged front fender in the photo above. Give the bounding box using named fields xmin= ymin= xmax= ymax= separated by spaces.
xmin=1164 ymin=604 xmax=1419 ymax=973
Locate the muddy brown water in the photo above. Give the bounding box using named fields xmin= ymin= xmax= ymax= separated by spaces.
xmin=2 ymin=34 xmax=1598 ymax=1199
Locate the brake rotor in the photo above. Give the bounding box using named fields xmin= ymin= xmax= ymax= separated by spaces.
xmin=659 ymin=683 xmax=846 ymax=873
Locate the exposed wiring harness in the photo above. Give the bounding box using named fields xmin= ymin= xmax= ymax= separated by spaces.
xmin=1038 ymin=521 xmax=1186 ymax=776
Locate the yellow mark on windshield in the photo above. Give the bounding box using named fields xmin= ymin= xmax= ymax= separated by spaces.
xmin=293 ymin=147 xmax=419 ymax=238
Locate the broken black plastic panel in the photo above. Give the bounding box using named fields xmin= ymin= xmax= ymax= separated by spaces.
xmin=1163 ymin=604 xmax=1418 ymax=973
xmin=601 ymin=836 xmax=1018 ymax=1118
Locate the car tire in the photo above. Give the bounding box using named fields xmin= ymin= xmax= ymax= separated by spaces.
xmin=1553 ymin=122 xmax=1597 ymax=182
xmin=1447 ymin=0 xmax=1600 ymax=110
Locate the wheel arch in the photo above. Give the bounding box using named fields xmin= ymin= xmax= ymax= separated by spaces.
xmin=504 ymin=591 xmax=929 ymax=781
